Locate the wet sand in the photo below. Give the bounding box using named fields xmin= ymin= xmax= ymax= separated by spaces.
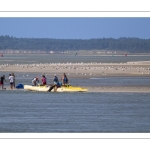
xmin=86 ymin=86 xmax=150 ymax=93
xmin=1 ymin=85 xmax=150 ymax=93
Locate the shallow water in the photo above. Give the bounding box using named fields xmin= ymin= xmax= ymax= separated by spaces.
xmin=0 ymin=90 xmax=150 ymax=132
xmin=3 ymin=74 xmax=150 ymax=87
xmin=1 ymin=54 xmax=150 ymax=64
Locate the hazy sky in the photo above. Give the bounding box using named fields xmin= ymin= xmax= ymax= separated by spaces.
xmin=0 ymin=17 xmax=150 ymax=39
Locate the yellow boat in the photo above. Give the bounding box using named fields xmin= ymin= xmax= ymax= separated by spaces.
xmin=24 ymin=85 xmax=88 ymax=92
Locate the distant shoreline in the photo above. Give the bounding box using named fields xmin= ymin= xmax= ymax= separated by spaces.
xmin=1 ymin=53 xmax=150 ymax=56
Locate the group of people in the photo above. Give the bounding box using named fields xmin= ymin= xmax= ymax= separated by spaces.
xmin=32 ymin=73 xmax=69 ymax=91
xmin=53 ymin=73 xmax=68 ymax=86
xmin=0 ymin=73 xmax=15 ymax=90
xmin=0 ymin=72 xmax=68 ymax=90
xmin=32 ymin=75 xmax=47 ymax=86
xmin=50 ymin=73 xmax=69 ymax=91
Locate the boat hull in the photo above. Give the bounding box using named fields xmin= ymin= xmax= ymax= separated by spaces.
xmin=24 ymin=85 xmax=50 ymax=92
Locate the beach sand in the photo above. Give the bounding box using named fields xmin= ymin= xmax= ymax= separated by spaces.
xmin=1 ymin=61 xmax=150 ymax=92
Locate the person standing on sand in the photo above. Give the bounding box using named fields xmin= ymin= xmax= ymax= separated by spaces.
xmin=12 ymin=73 xmax=15 ymax=88
xmin=0 ymin=75 xmax=6 ymax=90
xmin=9 ymin=74 xmax=14 ymax=89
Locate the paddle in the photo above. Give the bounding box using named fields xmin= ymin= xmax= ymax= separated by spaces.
xmin=48 ymin=85 xmax=55 ymax=92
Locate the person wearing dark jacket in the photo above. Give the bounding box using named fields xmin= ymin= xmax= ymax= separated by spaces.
xmin=61 ymin=73 xmax=68 ymax=85
xmin=0 ymin=75 xmax=6 ymax=89
xmin=49 ymin=74 xmax=61 ymax=92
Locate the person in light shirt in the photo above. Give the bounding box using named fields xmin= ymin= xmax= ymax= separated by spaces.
xmin=32 ymin=77 xmax=39 ymax=86
xmin=9 ymin=74 xmax=14 ymax=89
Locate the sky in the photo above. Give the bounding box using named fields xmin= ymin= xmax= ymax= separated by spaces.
xmin=0 ymin=17 xmax=150 ymax=39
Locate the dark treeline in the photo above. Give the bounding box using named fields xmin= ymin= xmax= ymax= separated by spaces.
xmin=0 ymin=35 xmax=150 ymax=53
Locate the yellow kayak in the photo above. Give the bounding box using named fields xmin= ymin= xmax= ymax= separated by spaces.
xmin=56 ymin=85 xmax=88 ymax=92
xmin=24 ymin=85 xmax=88 ymax=92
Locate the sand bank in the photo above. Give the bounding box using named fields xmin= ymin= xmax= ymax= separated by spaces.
xmin=1 ymin=61 xmax=150 ymax=78
xmin=86 ymin=86 xmax=150 ymax=93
